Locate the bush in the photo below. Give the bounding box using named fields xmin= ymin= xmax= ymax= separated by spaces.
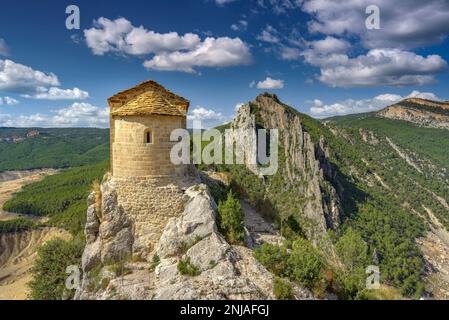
xmin=0 ymin=218 xmax=35 ymax=233
xmin=254 ymin=243 xmax=289 ymax=275
xmin=217 ymin=191 xmax=245 ymax=244
xmin=149 ymin=255 xmax=161 ymax=272
xmin=177 ymin=257 xmax=200 ymax=276
xmin=273 ymin=277 xmax=293 ymax=300
xmin=287 ymin=238 xmax=324 ymax=290
xmin=29 ymin=237 xmax=84 ymax=300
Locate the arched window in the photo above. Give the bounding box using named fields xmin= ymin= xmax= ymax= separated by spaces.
xmin=144 ymin=129 xmax=152 ymax=144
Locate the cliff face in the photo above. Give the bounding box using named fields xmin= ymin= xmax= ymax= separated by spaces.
xmin=378 ymin=98 xmax=449 ymax=130
xmin=227 ymin=94 xmax=341 ymax=239
xmin=75 ymin=175 xmax=313 ymax=300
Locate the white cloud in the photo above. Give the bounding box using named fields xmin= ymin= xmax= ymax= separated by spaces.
xmin=84 ymin=17 xmax=252 ymax=73
xmin=280 ymin=46 xmax=301 ymax=60
xmin=0 ymin=38 xmax=10 ymax=56
xmin=216 ymin=0 xmax=238 ymax=5
xmin=257 ymin=25 xmax=280 ymax=43
xmin=188 ymin=107 xmax=226 ymax=121
xmin=0 ymin=59 xmax=90 ymax=100
xmin=84 ymin=17 xmax=201 ymax=56
xmin=0 ymin=96 xmax=19 ymax=105
xmin=308 ymin=36 xmax=350 ymax=54
xmin=234 ymin=103 xmax=244 ymax=113
xmin=231 ymin=20 xmax=248 ymax=32
xmin=0 ymin=102 xmax=109 ymax=128
xmin=143 ymin=37 xmax=252 ymax=73
xmin=23 ymin=87 xmax=89 ymax=100
xmin=303 ymin=48 xmax=447 ymax=88
xmin=0 ymin=59 xmax=60 ymax=93
xmin=406 ymin=90 xmax=441 ymax=101
xmin=301 ymin=0 xmax=449 ymax=49
xmin=255 ymin=77 xmax=284 ymax=89
xmin=309 ymin=90 xmax=442 ymax=118
xmin=257 ymin=0 xmax=301 ymax=15
xmin=187 ymin=106 xmax=230 ymax=128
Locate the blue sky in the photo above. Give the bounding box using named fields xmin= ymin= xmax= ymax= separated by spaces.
xmin=0 ymin=0 xmax=448 ymax=128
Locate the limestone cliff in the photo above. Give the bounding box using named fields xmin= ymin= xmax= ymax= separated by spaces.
xmin=227 ymin=93 xmax=341 ymax=239
xmin=75 ymin=175 xmax=312 ymax=300
xmin=378 ymin=98 xmax=449 ymax=130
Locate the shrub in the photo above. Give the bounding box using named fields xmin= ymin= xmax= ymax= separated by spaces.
xmin=286 ymin=238 xmax=324 ymax=290
xmin=149 ymin=255 xmax=161 ymax=272
xmin=0 ymin=218 xmax=35 ymax=233
xmin=29 ymin=237 xmax=84 ymax=300
xmin=254 ymin=243 xmax=289 ymax=275
xmin=177 ymin=257 xmax=200 ymax=276
xmin=273 ymin=277 xmax=293 ymax=300
xmin=217 ymin=191 xmax=245 ymax=244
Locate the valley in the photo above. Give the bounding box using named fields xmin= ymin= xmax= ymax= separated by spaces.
xmin=0 ymin=95 xmax=448 ymax=300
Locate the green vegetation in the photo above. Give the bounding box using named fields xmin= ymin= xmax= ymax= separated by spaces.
xmin=273 ymin=277 xmax=293 ymax=300
xmin=0 ymin=218 xmax=36 ymax=233
xmin=2 ymin=161 xmax=108 ymax=300
xmin=28 ymin=237 xmax=85 ymax=300
xmin=0 ymin=127 xmax=109 ymax=171
xmin=255 ymin=238 xmax=325 ymax=293
xmin=149 ymin=255 xmax=161 ymax=272
xmin=3 ymin=161 xmax=109 ymax=235
xmin=217 ymin=191 xmax=245 ymax=244
xmin=222 ymin=100 xmax=442 ymax=298
xmin=177 ymin=257 xmax=201 ymax=276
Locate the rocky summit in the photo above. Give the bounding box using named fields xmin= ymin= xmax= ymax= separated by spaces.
xmin=378 ymin=98 xmax=449 ymax=130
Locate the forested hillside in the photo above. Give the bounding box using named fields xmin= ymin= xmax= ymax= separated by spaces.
xmin=0 ymin=128 xmax=109 ymax=171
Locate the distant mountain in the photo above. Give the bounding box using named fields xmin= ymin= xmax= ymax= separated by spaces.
xmin=378 ymin=98 xmax=449 ymax=130
xmin=0 ymin=128 xmax=109 ymax=171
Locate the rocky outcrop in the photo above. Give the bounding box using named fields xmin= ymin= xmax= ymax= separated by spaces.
xmin=378 ymin=98 xmax=449 ymax=130
xmin=227 ymin=94 xmax=341 ymax=239
xmin=75 ymin=181 xmax=313 ymax=300
xmin=80 ymin=176 xmax=134 ymax=274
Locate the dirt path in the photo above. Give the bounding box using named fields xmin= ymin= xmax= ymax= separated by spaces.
xmin=0 ymin=169 xmax=58 ymax=222
xmin=240 ymin=200 xmax=284 ymax=248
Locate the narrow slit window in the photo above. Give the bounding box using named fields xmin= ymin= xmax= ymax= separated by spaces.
xmin=145 ymin=129 xmax=152 ymax=144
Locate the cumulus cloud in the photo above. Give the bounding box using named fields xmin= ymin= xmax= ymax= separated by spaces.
xmin=308 ymin=36 xmax=350 ymax=54
xmin=301 ymin=0 xmax=449 ymax=49
xmin=0 ymin=96 xmax=19 ymax=105
xmin=309 ymin=90 xmax=443 ymax=118
xmin=0 ymin=102 xmax=109 ymax=128
xmin=0 ymin=59 xmax=90 ymax=100
xmin=0 ymin=38 xmax=10 ymax=56
xmin=84 ymin=17 xmax=201 ymax=56
xmin=22 ymin=87 xmax=89 ymax=100
xmin=187 ymin=106 xmax=230 ymax=128
xmin=143 ymin=37 xmax=252 ymax=73
xmin=0 ymin=59 xmax=60 ymax=93
xmin=303 ymin=48 xmax=447 ymax=88
xmin=84 ymin=17 xmax=252 ymax=73
xmin=255 ymin=77 xmax=284 ymax=89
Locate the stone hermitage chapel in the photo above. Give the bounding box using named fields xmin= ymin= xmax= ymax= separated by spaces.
xmin=105 ymin=80 xmax=197 ymax=255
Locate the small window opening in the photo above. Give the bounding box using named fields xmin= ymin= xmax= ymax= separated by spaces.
xmin=145 ymin=129 xmax=152 ymax=144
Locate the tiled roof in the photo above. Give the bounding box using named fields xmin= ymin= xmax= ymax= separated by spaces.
xmin=109 ymin=80 xmax=189 ymax=117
